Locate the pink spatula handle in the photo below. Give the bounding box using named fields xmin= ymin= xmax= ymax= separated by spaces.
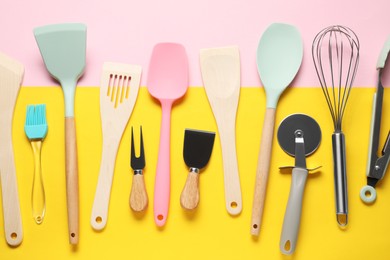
xmin=154 ymin=101 xmax=173 ymax=226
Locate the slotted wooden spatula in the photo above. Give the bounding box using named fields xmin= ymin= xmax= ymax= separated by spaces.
xmin=0 ymin=52 xmax=24 ymax=246
xmin=91 ymin=62 xmax=141 ymax=231
xmin=200 ymin=46 xmax=242 ymax=215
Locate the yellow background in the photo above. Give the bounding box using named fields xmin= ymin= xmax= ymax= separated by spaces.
xmin=1 ymin=86 xmax=389 ymax=259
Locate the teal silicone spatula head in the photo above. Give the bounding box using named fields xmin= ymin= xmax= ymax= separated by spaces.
xmin=257 ymin=23 xmax=303 ymax=108
xmin=34 ymin=23 xmax=86 ymax=117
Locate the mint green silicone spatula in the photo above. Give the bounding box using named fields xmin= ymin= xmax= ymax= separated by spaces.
xmin=34 ymin=23 xmax=86 ymax=245
xmin=250 ymin=23 xmax=303 ymax=236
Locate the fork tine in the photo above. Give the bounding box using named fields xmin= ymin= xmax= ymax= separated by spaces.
xmin=131 ymin=126 xmax=135 ymax=164
xmin=139 ymin=126 xmax=145 ymax=164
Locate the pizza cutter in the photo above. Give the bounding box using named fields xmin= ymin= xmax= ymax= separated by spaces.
xmin=277 ymin=114 xmax=321 ymax=255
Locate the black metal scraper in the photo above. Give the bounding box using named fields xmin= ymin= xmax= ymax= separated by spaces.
xmin=180 ymin=129 xmax=215 ymax=210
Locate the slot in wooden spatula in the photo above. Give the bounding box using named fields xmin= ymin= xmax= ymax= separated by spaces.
xmin=0 ymin=52 xmax=24 ymax=247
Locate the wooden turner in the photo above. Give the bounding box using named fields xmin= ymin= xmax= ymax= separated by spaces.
xmin=91 ymin=62 xmax=141 ymax=231
xmin=200 ymin=46 xmax=242 ymax=215
xmin=0 ymin=52 xmax=24 ymax=246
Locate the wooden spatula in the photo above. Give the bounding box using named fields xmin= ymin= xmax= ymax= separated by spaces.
xmin=0 ymin=52 xmax=24 ymax=247
xmin=200 ymin=46 xmax=242 ymax=215
xmin=91 ymin=62 xmax=141 ymax=231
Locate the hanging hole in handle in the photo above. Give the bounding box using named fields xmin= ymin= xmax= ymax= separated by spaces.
xmin=253 ymin=224 xmax=258 ymax=229
xmin=10 ymin=233 xmax=17 ymax=240
xmin=365 ymin=190 xmax=372 ymax=198
xmin=71 ymin=233 xmax=76 ymax=238
xmin=96 ymin=216 xmax=102 ymax=223
xmin=230 ymin=202 xmax=238 ymax=208
xmin=35 ymin=215 xmax=43 ymax=224
xmin=284 ymin=240 xmax=291 ymax=251
xmin=157 ymin=214 xmax=164 ymax=221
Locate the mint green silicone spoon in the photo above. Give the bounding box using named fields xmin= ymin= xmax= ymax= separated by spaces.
xmin=251 ymin=23 xmax=303 ymax=236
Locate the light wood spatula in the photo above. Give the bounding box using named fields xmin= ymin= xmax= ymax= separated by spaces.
xmin=0 ymin=52 xmax=24 ymax=246
xmin=91 ymin=62 xmax=141 ymax=231
xmin=200 ymin=46 xmax=242 ymax=215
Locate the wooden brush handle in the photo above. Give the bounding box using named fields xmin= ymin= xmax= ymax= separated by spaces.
xmin=180 ymin=170 xmax=200 ymax=210
xmin=251 ymin=108 xmax=276 ymax=236
xmin=130 ymin=173 xmax=148 ymax=212
xmin=65 ymin=117 xmax=79 ymax=245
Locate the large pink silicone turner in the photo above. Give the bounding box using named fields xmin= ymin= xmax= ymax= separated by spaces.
xmin=147 ymin=43 xmax=188 ymax=226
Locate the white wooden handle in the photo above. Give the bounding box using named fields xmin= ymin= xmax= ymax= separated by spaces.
xmin=91 ymin=134 xmax=118 ymax=231
xmin=217 ymin=115 xmax=242 ymax=215
xmin=251 ymin=108 xmax=276 ymax=236
xmin=0 ymin=146 xmax=23 ymax=246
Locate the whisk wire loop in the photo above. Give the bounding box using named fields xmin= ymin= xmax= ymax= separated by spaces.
xmin=312 ymin=25 xmax=360 ymax=131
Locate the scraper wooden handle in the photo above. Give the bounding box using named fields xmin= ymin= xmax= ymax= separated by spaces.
xmin=180 ymin=170 xmax=200 ymax=210
xmin=251 ymin=108 xmax=276 ymax=236
xmin=65 ymin=117 xmax=79 ymax=245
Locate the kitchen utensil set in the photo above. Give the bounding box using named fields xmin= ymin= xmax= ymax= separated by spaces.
xmin=0 ymin=21 xmax=388 ymax=255
xmin=360 ymin=35 xmax=390 ymax=204
xmin=312 ymin=25 xmax=360 ymax=227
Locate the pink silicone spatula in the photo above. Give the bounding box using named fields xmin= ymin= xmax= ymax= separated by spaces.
xmin=147 ymin=43 xmax=189 ymax=226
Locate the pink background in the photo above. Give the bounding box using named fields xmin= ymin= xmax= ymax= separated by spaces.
xmin=1 ymin=0 xmax=389 ymax=87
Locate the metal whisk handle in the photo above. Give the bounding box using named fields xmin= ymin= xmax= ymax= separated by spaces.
xmin=332 ymin=132 xmax=348 ymax=227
